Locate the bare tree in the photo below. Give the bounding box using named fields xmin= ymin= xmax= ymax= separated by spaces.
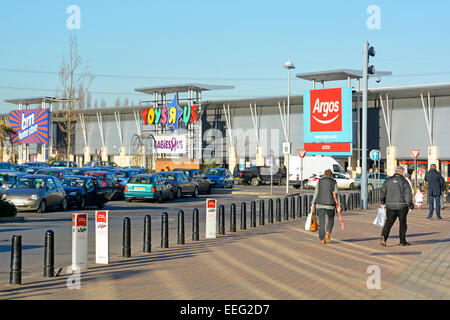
xmin=86 ymin=92 xmax=92 ymax=109
xmin=101 ymin=99 xmax=106 ymax=108
xmin=55 ymin=35 xmax=94 ymax=166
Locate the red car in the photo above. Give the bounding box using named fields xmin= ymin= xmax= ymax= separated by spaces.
xmin=82 ymin=171 xmax=124 ymax=200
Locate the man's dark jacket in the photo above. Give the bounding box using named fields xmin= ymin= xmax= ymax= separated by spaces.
xmin=381 ymin=174 xmax=414 ymax=210
xmin=425 ymin=168 xmax=445 ymax=196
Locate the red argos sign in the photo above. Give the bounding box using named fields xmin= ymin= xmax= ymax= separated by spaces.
xmin=310 ymin=88 xmax=342 ymax=132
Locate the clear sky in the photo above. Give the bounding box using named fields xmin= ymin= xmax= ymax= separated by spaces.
xmin=1 ymin=0 xmax=449 ymax=111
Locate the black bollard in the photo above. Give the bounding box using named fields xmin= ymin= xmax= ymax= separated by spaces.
xmin=10 ymin=235 xmax=22 ymax=285
xmin=143 ymin=215 xmax=151 ymax=253
xmin=192 ymin=208 xmax=199 ymax=241
xmin=290 ymin=196 xmax=295 ymax=219
xmin=230 ymin=204 xmax=236 ymax=232
xmin=241 ymin=202 xmax=247 ymax=230
xmin=308 ymin=195 xmax=314 ymax=214
xmin=276 ymin=198 xmax=281 ymax=222
xmin=250 ymin=201 xmax=256 ymax=228
xmin=259 ymin=200 xmax=265 ymax=226
xmin=303 ymin=195 xmax=308 ymax=217
xmin=44 ymin=230 xmax=54 ymax=278
xmin=283 ymin=197 xmax=289 ymax=220
xmin=178 ymin=210 xmax=185 ymax=244
xmin=122 ymin=217 xmax=131 ymax=257
xmin=297 ymin=195 xmax=302 ymax=218
xmin=268 ymin=199 xmax=274 ymax=224
xmin=161 ymin=212 xmax=169 ymax=248
xmin=342 ymin=194 xmax=347 ymax=212
xmin=218 ymin=205 xmax=225 ymax=235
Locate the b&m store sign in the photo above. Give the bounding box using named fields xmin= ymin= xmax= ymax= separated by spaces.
xmin=140 ymin=93 xmax=198 ymax=132
xmin=9 ymin=109 xmax=50 ymax=144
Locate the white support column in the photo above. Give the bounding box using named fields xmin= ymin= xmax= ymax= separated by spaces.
xmin=249 ymin=103 xmax=263 ymax=166
xmin=223 ymin=104 xmax=237 ymax=173
xmin=96 ymin=112 xmax=108 ymax=162
xmin=421 ymin=92 xmax=439 ymax=169
xmin=114 ymin=111 xmax=126 ymax=167
xmin=380 ymin=94 xmax=397 ymax=176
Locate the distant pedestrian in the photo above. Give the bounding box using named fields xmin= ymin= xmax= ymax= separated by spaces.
xmin=380 ymin=166 xmax=414 ymax=247
xmin=415 ymin=189 xmax=423 ymax=210
xmin=424 ymin=164 xmax=445 ymax=219
xmin=312 ymin=169 xmax=339 ymax=244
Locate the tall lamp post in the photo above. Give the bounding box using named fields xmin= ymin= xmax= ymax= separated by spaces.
xmin=283 ymin=60 xmax=295 ymax=194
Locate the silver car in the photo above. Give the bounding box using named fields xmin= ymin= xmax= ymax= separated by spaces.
xmin=2 ymin=175 xmax=68 ymax=213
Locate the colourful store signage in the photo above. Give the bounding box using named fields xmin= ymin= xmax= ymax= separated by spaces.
xmin=8 ymin=108 xmax=50 ymax=144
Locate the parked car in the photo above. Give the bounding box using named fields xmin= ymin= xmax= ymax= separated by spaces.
xmin=173 ymin=168 xmax=212 ymax=194
xmin=22 ymin=162 xmax=49 ymax=168
xmin=233 ymin=169 xmax=244 ymax=185
xmin=124 ymin=174 xmax=173 ymax=202
xmin=2 ymin=174 xmax=67 ymax=213
xmin=14 ymin=165 xmax=31 ymax=173
xmin=86 ymin=160 xmax=118 ymax=168
xmin=0 ymin=162 xmax=17 ymax=171
xmin=34 ymin=167 xmax=74 ymax=180
xmin=83 ymin=170 xmax=124 ymax=200
xmin=50 ymin=160 xmax=77 ymax=168
xmin=71 ymin=167 xmax=96 ymax=176
xmin=0 ymin=171 xmax=26 ymax=189
xmin=354 ymin=172 xmax=388 ymax=190
xmin=157 ymin=171 xmax=199 ymax=198
xmin=113 ymin=168 xmax=141 ymax=185
xmin=206 ymin=168 xmax=233 ymax=188
xmin=306 ymin=173 xmax=356 ymax=190
xmin=61 ymin=175 xmax=113 ymax=209
xmin=23 ymin=167 xmax=43 ymax=175
xmin=240 ymin=166 xmax=286 ymax=186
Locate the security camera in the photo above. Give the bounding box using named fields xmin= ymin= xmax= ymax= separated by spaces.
xmin=375 ymin=77 xmax=381 ymax=83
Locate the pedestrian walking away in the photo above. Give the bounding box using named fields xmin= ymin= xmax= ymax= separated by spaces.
xmin=311 ymin=169 xmax=339 ymax=244
xmin=424 ymin=164 xmax=445 ymax=219
xmin=380 ymin=166 xmax=414 ymax=247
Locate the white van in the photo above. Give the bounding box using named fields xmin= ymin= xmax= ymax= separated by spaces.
xmin=288 ymin=155 xmax=348 ymax=188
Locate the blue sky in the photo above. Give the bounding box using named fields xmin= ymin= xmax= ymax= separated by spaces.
xmin=1 ymin=0 xmax=449 ymax=111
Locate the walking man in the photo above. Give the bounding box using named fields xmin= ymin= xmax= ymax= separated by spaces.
xmin=312 ymin=169 xmax=339 ymax=244
xmin=424 ymin=164 xmax=445 ymax=219
xmin=380 ymin=166 xmax=414 ymax=247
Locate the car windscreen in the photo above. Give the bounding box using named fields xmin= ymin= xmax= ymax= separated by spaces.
xmin=173 ymin=169 xmax=190 ymax=176
xmin=0 ymin=174 xmax=17 ymax=184
xmin=62 ymin=178 xmax=86 ymax=188
xmin=128 ymin=176 xmax=152 ymax=184
xmin=206 ymin=169 xmax=225 ymax=176
xmin=13 ymin=177 xmax=46 ymax=189
xmin=36 ymin=170 xmax=60 ymax=177
xmin=115 ymin=171 xmax=129 ymax=178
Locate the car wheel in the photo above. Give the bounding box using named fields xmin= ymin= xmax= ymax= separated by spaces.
xmin=280 ymin=177 xmax=286 ymax=186
xmin=59 ymin=198 xmax=68 ymax=211
xmin=302 ymin=180 xmax=308 ymax=189
xmin=77 ymin=197 xmax=86 ymax=210
xmin=37 ymin=200 xmax=47 ymax=213
xmin=293 ymin=184 xmax=300 ymax=189
xmin=250 ymin=177 xmax=259 ymax=186
xmin=176 ymin=188 xmax=182 ymax=199
xmin=193 ymin=186 xmax=198 ymax=197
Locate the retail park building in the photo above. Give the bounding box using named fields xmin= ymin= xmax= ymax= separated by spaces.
xmin=3 ymin=69 xmax=450 ymax=181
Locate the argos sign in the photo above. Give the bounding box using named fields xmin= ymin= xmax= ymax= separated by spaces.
xmin=303 ymin=87 xmax=352 ymax=156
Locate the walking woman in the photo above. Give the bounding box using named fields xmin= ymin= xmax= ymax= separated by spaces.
xmin=312 ymin=169 xmax=339 ymax=244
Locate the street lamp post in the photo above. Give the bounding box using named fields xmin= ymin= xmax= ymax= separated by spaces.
xmin=283 ymin=60 xmax=295 ymax=194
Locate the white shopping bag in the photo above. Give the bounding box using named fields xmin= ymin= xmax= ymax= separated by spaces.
xmin=305 ymin=212 xmax=312 ymax=231
xmin=373 ymin=208 xmax=386 ymax=227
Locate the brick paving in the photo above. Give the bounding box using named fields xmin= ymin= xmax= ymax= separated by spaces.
xmin=0 ymin=204 xmax=449 ymax=300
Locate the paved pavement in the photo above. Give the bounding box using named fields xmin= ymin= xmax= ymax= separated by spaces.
xmin=1 ymin=197 xmax=449 ymax=300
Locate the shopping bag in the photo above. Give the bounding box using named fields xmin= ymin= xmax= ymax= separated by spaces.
xmin=373 ymin=208 xmax=386 ymax=227
xmin=310 ymin=215 xmax=318 ymax=232
xmin=305 ymin=212 xmax=312 ymax=231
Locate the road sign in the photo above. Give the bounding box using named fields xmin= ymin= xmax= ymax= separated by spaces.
xmin=72 ymin=213 xmax=88 ymax=271
xmin=369 ymin=149 xmax=381 ymax=161
xmin=206 ymin=199 xmax=217 ymax=239
xmin=297 ymin=149 xmax=306 ymax=158
xmin=410 ymin=149 xmax=420 ymax=159
xmin=283 ymin=142 xmax=291 ymax=155
xmin=95 ymin=210 xmax=109 ymax=264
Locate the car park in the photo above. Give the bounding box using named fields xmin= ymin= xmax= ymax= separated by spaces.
xmin=206 ymin=168 xmax=233 ymax=188
xmin=305 ymin=173 xmax=356 ymax=190
xmin=354 ymin=172 xmax=388 ymax=190
xmin=2 ymin=174 xmax=67 ymax=213
xmin=240 ymin=166 xmax=285 ymax=186
xmin=157 ymin=171 xmax=199 ymax=198
xmin=124 ymin=174 xmax=173 ymax=202
xmin=34 ymin=167 xmax=74 ymax=179
xmin=61 ymin=175 xmax=112 ymax=209
xmin=173 ymin=168 xmax=212 ymax=194
xmin=50 ymin=160 xmax=77 ymax=168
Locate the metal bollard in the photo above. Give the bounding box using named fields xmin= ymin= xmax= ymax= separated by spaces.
xmin=230 ymin=203 xmax=236 ymax=232
xmin=259 ymin=200 xmax=265 ymax=226
xmin=178 ymin=210 xmax=185 ymax=244
xmin=276 ymin=198 xmax=281 ymax=222
xmin=122 ymin=217 xmax=131 ymax=257
xmin=218 ymin=205 xmax=225 ymax=235
xmin=303 ymin=195 xmax=308 ymax=216
xmin=308 ymin=195 xmax=314 ymax=214
xmin=283 ymin=197 xmax=289 ymax=220
xmin=44 ymin=230 xmax=54 ymax=278
xmin=268 ymin=199 xmax=274 ymax=224
xmin=241 ymin=202 xmax=247 ymax=230
xmin=143 ymin=215 xmax=151 ymax=253
xmin=290 ymin=196 xmax=295 ymax=219
xmin=250 ymin=201 xmax=256 ymax=228
xmin=297 ymin=195 xmax=302 ymax=218
xmin=161 ymin=212 xmax=169 ymax=248
xmin=192 ymin=208 xmax=199 ymax=241
xmin=342 ymin=194 xmax=347 ymax=212
xmin=10 ymin=235 xmax=22 ymax=285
